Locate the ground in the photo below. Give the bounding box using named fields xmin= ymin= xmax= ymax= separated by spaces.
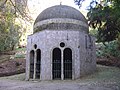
xmin=0 ymin=65 xmax=120 ymax=90
xmin=0 ymin=49 xmax=26 ymax=77
xmin=0 ymin=58 xmax=25 ymax=77
xmin=97 ymin=55 xmax=120 ymax=68
xmin=0 ymin=50 xmax=120 ymax=90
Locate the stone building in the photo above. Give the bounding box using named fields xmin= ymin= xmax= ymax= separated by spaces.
xmin=26 ymin=5 xmax=96 ymax=80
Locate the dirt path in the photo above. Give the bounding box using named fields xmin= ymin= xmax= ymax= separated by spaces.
xmin=0 ymin=79 xmax=118 ymax=90
xmin=0 ymin=65 xmax=120 ymax=90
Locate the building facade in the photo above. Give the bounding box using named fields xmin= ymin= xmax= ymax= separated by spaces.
xmin=26 ymin=5 xmax=96 ymax=80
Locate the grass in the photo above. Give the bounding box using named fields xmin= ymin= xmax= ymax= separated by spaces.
xmin=15 ymin=47 xmax=26 ymax=58
xmin=15 ymin=47 xmax=26 ymax=52
xmin=15 ymin=54 xmax=25 ymax=58
xmin=79 ymin=65 xmax=120 ymax=85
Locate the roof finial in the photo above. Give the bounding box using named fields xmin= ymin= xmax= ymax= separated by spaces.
xmin=60 ymin=0 xmax=62 ymax=5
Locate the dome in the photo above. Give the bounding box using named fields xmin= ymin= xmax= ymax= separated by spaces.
xmin=33 ymin=5 xmax=88 ymax=33
xmin=35 ymin=5 xmax=87 ymax=23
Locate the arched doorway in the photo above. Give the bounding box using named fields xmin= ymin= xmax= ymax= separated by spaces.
xmin=36 ymin=49 xmax=41 ymax=79
xmin=63 ymin=48 xmax=72 ymax=79
xmin=30 ymin=50 xmax=34 ymax=79
xmin=52 ymin=48 xmax=61 ymax=79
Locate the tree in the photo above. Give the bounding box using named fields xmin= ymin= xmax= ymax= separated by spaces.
xmin=0 ymin=0 xmax=32 ymax=21
xmin=75 ymin=0 xmax=120 ymax=58
xmin=74 ymin=0 xmax=120 ymax=43
xmin=0 ymin=0 xmax=32 ymax=51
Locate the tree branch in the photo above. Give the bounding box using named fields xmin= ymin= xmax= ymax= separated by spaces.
xmin=0 ymin=0 xmax=7 ymax=8
xmin=9 ymin=0 xmax=33 ymax=22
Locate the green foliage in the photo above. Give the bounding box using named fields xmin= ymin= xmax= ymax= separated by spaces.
xmin=15 ymin=47 xmax=26 ymax=58
xmin=16 ymin=47 xmax=26 ymax=51
xmin=75 ymin=0 xmax=120 ymax=58
xmin=0 ymin=29 xmax=21 ymax=51
xmin=89 ymin=28 xmax=98 ymax=37
xmin=118 ymin=34 xmax=120 ymax=48
xmin=96 ymin=40 xmax=120 ymax=58
xmin=0 ymin=0 xmax=30 ymax=52
xmin=75 ymin=0 xmax=120 ymax=43
xmin=15 ymin=54 xmax=25 ymax=58
xmin=88 ymin=3 xmax=120 ymax=42
xmin=0 ymin=1 xmax=20 ymax=52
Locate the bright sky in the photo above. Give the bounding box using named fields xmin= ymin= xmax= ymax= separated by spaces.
xmin=28 ymin=0 xmax=92 ymax=20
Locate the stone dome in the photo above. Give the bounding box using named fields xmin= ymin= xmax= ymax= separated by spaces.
xmin=33 ymin=5 xmax=89 ymax=33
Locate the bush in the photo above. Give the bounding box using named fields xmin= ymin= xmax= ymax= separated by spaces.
xmin=96 ymin=40 xmax=120 ymax=58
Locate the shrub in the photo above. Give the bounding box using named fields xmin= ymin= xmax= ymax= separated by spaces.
xmin=96 ymin=40 xmax=120 ymax=58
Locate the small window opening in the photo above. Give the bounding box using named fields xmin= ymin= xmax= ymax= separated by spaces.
xmin=60 ymin=42 xmax=65 ymax=47
xmin=34 ymin=44 xmax=37 ymax=49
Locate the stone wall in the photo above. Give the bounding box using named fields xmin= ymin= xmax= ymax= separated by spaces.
xmin=26 ymin=30 xmax=96 ymax=80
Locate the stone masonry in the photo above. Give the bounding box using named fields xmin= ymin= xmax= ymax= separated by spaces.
xmin=26 ymin=5 xmax=96 ymax=81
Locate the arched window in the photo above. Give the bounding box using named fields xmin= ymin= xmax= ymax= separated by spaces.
xmin=52 ymin=48 xmax=61 ymax=79
xmin=36 ymin=49 xmax=41 ymax=79
xmin=63 ymin=48 xmax=72 ymax=79
xmin=30 ymin=50 xmax=34 ymax=79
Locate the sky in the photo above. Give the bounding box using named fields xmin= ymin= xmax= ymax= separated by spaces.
xmin=28 ymin=0 xmax=92 ymax=20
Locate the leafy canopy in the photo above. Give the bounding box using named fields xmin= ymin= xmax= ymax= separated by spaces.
xmin=75 ymin=0 xmax=120 ymax=42
xmin=0 ymin=0 xmax=32 ymax=51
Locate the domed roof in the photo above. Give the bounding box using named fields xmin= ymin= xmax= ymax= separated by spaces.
xmin=34 ymin=5 xmax=87 ymax=24
xmin=33 ymin=5 xmax=89 ymax=33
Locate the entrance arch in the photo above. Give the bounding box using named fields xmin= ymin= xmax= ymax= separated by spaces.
xmin=30 ymin=50 xmax=34 ymax=79
xmin=63 ymin=48 xmax=72 ymax=79
xmin=52 ymin=48 xmax=61 ymax=79
xmin=36 ymin=49 xmax=41 ymax=79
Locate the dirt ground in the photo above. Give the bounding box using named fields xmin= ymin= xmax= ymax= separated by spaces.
xmin=0 ymin=58 xmax=25 ymax=77
xmin=0 ymin=65 xmax=120 ymax=90
xmin=0 ymin=51 xmax=120 ymax=90
xmin=97 ymin=56 xmax=120 ymax=68
xmin=0 ymin=79 xmax=118 ymax=90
